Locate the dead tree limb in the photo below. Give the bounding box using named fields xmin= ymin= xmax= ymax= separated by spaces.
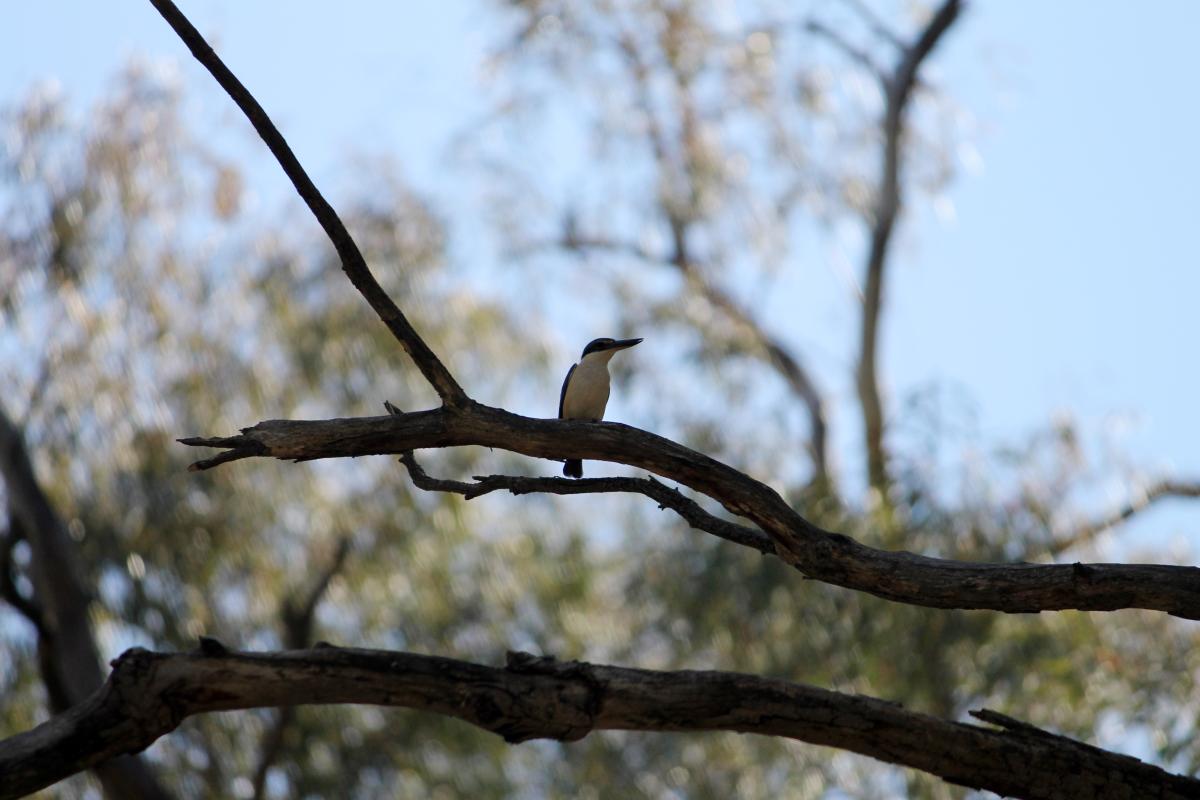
xmin=2 ymin=643 xmax=1197 ymax=800
xmin=180 ymin=407 xmax=1200 ymax=620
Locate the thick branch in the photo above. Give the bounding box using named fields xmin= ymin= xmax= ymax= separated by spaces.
xmin=146 ymin=0 xmax=467 ymax=406
xmin=180 ymin=407 xmax=1200 ymax=619
xmin=856 ymin=0 xmax=961 ymax=495
xmin=3 ymin=643 xmax=1197 ymax=800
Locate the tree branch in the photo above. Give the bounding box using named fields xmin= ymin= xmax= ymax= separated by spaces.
xmin=398 ymin=450 xmax=773 ymax=555
xmin=146 ymin=0 xmax=467 ymax=407
xmin=856 ymin=0 xmax=962 ymax=496
xmin=0 ymin=406 xmax=173 ymax=800
xmin=1050 ymin=480 xmax=1200 ymax=556
xmin=250 ymin=538 xmax=351 ymax=800
xmin=3 ymin=643 xmax=1197 ymax=800
xmin=180 ymin=407 xmax=1200 ymax=619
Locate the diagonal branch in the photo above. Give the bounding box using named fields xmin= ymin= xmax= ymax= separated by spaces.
xmin=856 ymin=0 xmax=962 ymax=496
xmin=1049 ymin=480 xmax=1200 ymax=556
xmin=180 ymin=407 xmax=1200 ymax=619
xmin=146 ymin=0 xmax=467 ymax=406
xmin=3 ymin=643 xmax=1198 ymax=800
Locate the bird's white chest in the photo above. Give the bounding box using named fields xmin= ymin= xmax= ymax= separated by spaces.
xmin=562 ymin=357 xmax=612 ymax=421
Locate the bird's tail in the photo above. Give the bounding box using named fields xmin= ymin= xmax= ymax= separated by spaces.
xmin=563 ymin=459 xmax=583 ymax=479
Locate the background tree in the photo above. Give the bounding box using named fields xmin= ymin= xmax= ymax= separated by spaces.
xmin=3 ymin=2 xmax=1200 ymax=799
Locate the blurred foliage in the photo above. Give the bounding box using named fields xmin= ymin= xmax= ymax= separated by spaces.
xmin=1 ymin=4 xmax=1198 ymax=800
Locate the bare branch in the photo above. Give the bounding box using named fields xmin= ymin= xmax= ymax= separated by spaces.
xmin=180 ymin=407 xmax=1200 ymax=619
xmin=1050 ymin=480 xmax=1200 ymax=555
xmin=3 ymin=643 xmax=1197 ymax=800
xmin=146 ymin=0 xmax=467 ymax=406
xmin=857 ymin=0 xmax=962 ymax=495
xmin=399 ymin=450 xmax=773 ymax=555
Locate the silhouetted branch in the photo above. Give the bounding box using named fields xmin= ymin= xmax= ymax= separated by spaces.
xmin=146 ymin=0 xmax=467 ymax=407
xmin=3 ymin=643 xmax=1197 ymax=800
xmin=180 ymin=407 xmax=1200 ymax=619
xmin=399 ymin=450 xmax=773 ymax=555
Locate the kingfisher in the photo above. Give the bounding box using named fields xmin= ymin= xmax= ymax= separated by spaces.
xmin=558 ymin=336 xmax=643 ymax=478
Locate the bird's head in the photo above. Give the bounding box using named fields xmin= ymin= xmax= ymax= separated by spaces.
xmin=581 ymin=336 xmax=643 ymax=359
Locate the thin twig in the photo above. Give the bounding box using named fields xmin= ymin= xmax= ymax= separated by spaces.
xmin=1050 ymin=480 xmax=1200 ymax=555
xmin=399 ymin=449 xmax=774 ymax=555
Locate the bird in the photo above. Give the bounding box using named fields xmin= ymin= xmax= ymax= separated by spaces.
xmin=558 ymin=336 xmax=643 ymax=478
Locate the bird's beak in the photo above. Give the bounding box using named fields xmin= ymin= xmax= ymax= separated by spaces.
xmin=614 ymin=337 xmax=643 ymax=349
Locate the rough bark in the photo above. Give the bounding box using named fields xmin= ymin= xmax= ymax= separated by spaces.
xmin=2 ymin=644 xmax=1196 ymax=800
xmin=181 ymin=406 xmax=1200 ymax=619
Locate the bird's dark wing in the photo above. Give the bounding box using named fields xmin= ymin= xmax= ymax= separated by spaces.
xmin=558 ymin=363 xmax=577 ymax=419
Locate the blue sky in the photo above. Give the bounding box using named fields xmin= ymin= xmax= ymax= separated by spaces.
xmin=5 ymin=1 xmax=1199 ymax=552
